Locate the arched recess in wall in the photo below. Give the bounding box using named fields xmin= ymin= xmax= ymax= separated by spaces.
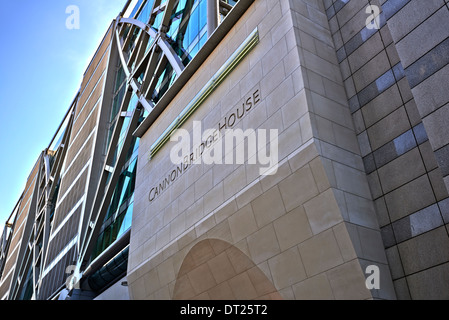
xmin=172 ymin=239 xmax=282 ymax=300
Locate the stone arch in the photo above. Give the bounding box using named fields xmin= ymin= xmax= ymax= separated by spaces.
xmin=173 ymin=239 xmax=282 ymax=300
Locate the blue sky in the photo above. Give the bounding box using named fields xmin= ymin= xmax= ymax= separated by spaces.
xmin=0 ymin=1 xmax=127 ymax=234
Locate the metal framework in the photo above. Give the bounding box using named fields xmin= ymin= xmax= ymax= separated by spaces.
xmin=77 ymin=0 xmax=238 ymax=274
xmin=5 ymin=100 xmax=76 ymax=300
xmin=0 ymin=200 xmax=21 ymax=281
xmin=1 ymin=0 xmax=241 ymax=300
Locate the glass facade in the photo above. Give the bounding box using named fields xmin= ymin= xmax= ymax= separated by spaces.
xmin=168 ymin=0 xmax=208 ymax=64
xmin=92 ymin=62 xmax=142 ymax=260
xmin=3 ymin=0 xmax=449 ymax=302
xmin=91 ymin=0 xmax=238 ymax=261
xmin=129 ymin=0 xmax=225 ymax=103
xmin=0 ymin=0 xmax=240 ymax=300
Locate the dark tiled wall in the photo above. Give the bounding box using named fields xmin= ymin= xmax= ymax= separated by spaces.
xmin=382 ymin=0 xmax=449 ymax=194
xmin=323 ymin=0 xmax=449 ymax=299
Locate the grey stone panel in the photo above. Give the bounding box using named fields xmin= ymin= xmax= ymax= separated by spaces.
xmin=392 ymin=204 xmax=444 ymax=243
xmin=368 ymin=124 xmax=428 ymax=171
xmin=411 ymin=64 xmax=449 ymax=118
xmin=363 ymin=153 xmax=376 ymax=174
xmin=385 ymin=175 xmax=436 ymax=222
xmin=326 ymin=0 xmax=449 ymax=300
xmin=405 ymin=36 xmax=449 ymax=89
xmin=381 ymin=224 xmax=396 ymax=248
xmin=357 ymin=69 xmax=396 ymax=107
xmin=382 ymin=0 xmax=411 ymax=21
xmin=438 ymin=197 xmax=449 ymax=223
xmin=393 ymin=6 xmax=449 ymax=69
xmin=422 ymin=103 xmax=449 ymax=151
xmin=435 ymin=144 xmax=449 ymax=177
xmin=412 ymin=123 xmax=428 ymax=145
xmin=407 ymin=262 xmax=449 ymax=300
xmin=397 ymin=226 xmax=449 ymax=275
xmin=385 ymin=0 xmax=445 ymax=43
xmin=392 ymin=278 xmax=411 ymax=299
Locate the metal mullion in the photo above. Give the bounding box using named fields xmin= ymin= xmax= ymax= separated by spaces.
xmin=9 ymin=161 xmax=41 ymax=299
xmin=140 ymin=45 xmax=161 ymax=96
xmin=157 ymin=37 xmax=184 ymax=76
xmin=119 ymin=18 xmax=158 ymax=39
xmin=152 ymin=1 xmax=166 ymax=15
xmin=10 ymin=245 xmax=33 ymax=299
xmin=131 ymin=0 xmax=148 ymax=20
xmin=135 ymin=32 xmax=151 ymax=71
xmin=32 ymin=159 xmax=47 ymax=299
xmin=119 ymin=0 xmax=133 ymax=18
xmin=116 ymin=28 xmax=132 ymax=78
xmin=208 ymin=0 xmax=219 ymax=37
xmin=160 ymin=0 xmax=176 ymax=33
xmin=102 ymin=89 xmax=133 ymax=180
xmin=117 ymin=17 xmax=184 ymax=79
xmin=116 ymin=20 xmax=156 ymax=115
xmin=149 ymin=0 xmax=163 ymax=26
xmin=144 ymin=54 xmax=168 ymax=99
xmin=131 ymin=39 xmax=156 ymax=82
xmin=121 ymin=24 xmax=137 ymax=54
xmin=48 ymin=111 xmax=74 ymax=202
xmin=219 ymin=0 xmax=232 ymax=11
xmin=0 ymin=197 xmax=22 ymax=276
xmin=77 ymin=88 xmax=132 ymax=258
xmin=43 ymin=155 xmax=51 ymax=202
xmin=37 ymin=201 xmax=52 ymax=297
xmin=118 ymin=21 xmax=128 ymax=39
xmin=137 ymin=95 xmax=155 ymax=113
xmin=9 ymin=157 xmax=42 ymax=300
xmin=79 ymin=106 xmax=142 ymax=268
xmin=127 ymin=29 xmax=145 ymax=69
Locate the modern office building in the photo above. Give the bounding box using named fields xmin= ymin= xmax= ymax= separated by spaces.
xmin=1 ymin=0 xmax=449 ymax=300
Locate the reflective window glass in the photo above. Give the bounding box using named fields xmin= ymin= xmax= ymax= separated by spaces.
xmin=137 ymin=0 xmax=154 ymax=23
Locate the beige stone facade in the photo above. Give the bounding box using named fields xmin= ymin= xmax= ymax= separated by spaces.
xmin=127 ymin=0 xmax=396 ymax=300
xmin=3 ymin=0 xmax=449 ymax=301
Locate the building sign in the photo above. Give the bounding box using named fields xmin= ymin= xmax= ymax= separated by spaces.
xmin=149 ymin=88 xmax=263 ymax=203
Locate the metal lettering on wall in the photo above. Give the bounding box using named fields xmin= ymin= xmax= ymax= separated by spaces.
xmin=148 ymin=28 xmax=260 ymax=160
xmin=149 ymin=88 xmax=261 ymax=203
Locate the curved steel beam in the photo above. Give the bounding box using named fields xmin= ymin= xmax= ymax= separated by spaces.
xmin=115 ymin=27 xmax=154 ymax=112
xmin=119 ymin=17 xmax=158 ymax=39
xmin=118 ymin=17 xmax=184 ymax=75
xmin=116 ymin=16 xmax=185 ymax=94
xmin=115 ymin=27 xmax=131 ymax=78
xmin=157 ymin=36 xmax=184 ymax=76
